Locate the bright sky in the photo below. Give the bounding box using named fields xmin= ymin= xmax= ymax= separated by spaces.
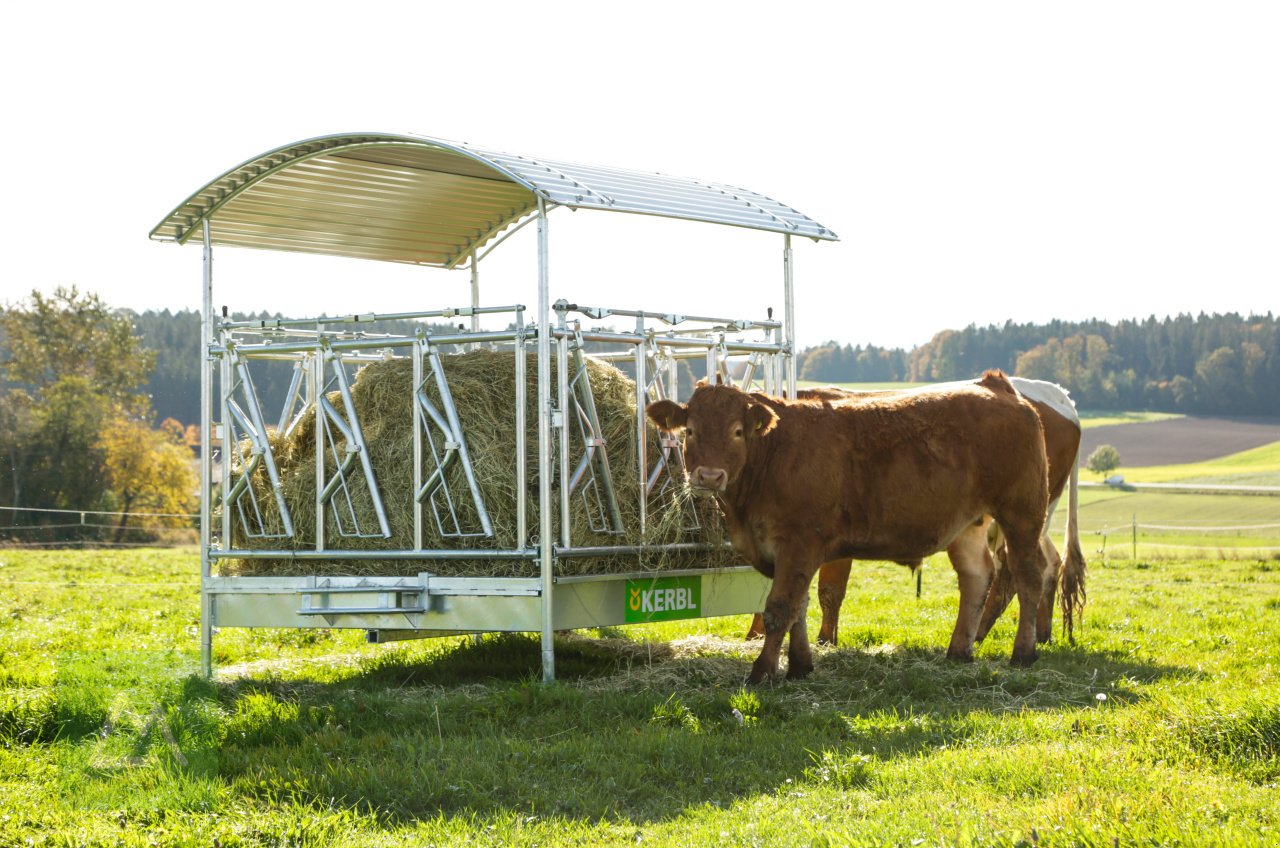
xmin=2 ymin=2 xmax=1276 ymax=350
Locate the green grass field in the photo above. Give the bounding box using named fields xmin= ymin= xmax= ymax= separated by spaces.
xmin=1076 ymin=410 xmax=1184 ymax=430
xmin=2 ymin=547 xmax=1277 ymax=846
xmin=1113 ymin=441 xmax=1280 ymax=487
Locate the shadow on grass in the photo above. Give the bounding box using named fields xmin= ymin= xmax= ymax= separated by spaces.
xmin=194 ymin=632 xmax=1200 ymax=825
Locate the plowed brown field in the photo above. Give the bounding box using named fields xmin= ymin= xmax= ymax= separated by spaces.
xmin=1079 ymin=415 xmax=1280 ymax=466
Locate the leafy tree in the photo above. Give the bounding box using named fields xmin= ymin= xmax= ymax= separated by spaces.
xmin=1 ymin=287 xmax=154 ymax=408
xmin=1086 ymin=444 xmax=1122 ymax=476
xmin=0 ymin=289 xmax=192 ymax=542
xmin=100 ymin=417 xmax=197 ymax=542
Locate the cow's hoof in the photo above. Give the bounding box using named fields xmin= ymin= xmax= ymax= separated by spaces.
xmin=1010 ymin=649 xmax=1038 ymax=667
xmin=745 ymin=664 xmax=775 ymax=685
xmin=786 ymin=661 xmax=814 ymax=680
xmin=945 ymin=648 xmax=974 ymax=663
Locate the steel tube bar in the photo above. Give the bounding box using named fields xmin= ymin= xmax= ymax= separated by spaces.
xmin=557 ymin=304 xmax=781 ymax=330
xmin=469 ymin=253 xmax=480 ymax=334
xmin=220 ymin=304 xmax=519 ymax=330
xmin=634 ymin=318 xmax=647 ymax=535
xmin=412 ymin=341 xmax=424 ymax=550
xmin=231 ymin=355 xmax=296 ymax=537
xmin=536 ymin=199 xmax=555 ymax=683
xmin=427 ymin=346 xmax=493 ymax=536
xmin=313 ymin=346 xmax=326 ymax=551
xmin=225 ymin=330 xmax=516 ymax=356
xmin=515 ymin=313 xmax=528 ymax=550
xmin=329 ymin=354 xmax=392 ymax=538
xmin=210 ymin=548 xmax=536 ymax=560
xmin=784 ymin=234 xmax=797 ymax=398
xmin=200 ymin=220 xmax=213 ymax=677
xmin=557 ymin=327 xmax=571 ymax=549
xmin=550 ymin=329 xmax=783 ymax=353
xmin=220 ymin=323 xmax=232 ymax=562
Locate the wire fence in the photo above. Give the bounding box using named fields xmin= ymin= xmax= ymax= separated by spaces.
xmin=1084 ymin=518 xmax=1280 ymax=559
xmin=0 ymin=505 xmax=200 ymax=549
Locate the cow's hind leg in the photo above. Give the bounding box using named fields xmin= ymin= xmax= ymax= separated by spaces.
xmin=745 ymin=613 xmax=765 ymax=640
xmin=975 ymin=521 xmax=1013 ymax=643
xmin=945 ymin=519 xmax=995 ymax=662
xmin=1035 ymin=536 xmax=1062 ymax=644
xmin=817 ymin=559 xmax=852 ymax=645
xmin=996 ymin=521 xmax=1048 ymax=667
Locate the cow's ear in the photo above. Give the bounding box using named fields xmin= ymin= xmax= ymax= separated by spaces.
xmin=646 ymin=400 xmax=688 ymax=432
xmin=694 ymin=378 xmax=710 ymax=389
xmin=745 ymin=403 xmax=777 ymax=437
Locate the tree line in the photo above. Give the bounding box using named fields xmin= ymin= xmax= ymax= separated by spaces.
xmin=4 ymin=290 xmax=1275 ymax=546
xmin=0 ymin=288 xmax=197 ymax=543
xmin=798 ymin=312 xmax=1280 ymax=414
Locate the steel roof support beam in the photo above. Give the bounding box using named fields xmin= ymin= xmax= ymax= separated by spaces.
xmin=536 ymin=199 xmax=556 ymax=684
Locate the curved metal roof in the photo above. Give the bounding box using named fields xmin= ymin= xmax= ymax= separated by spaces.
xmin=150 ymin=132 xmax=838 ymax=269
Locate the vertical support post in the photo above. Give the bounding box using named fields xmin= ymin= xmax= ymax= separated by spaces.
xmin=469 ymin=252 xmax=481 ymax=334
xmin=783 ymin=233 xmax=797 ymax=399
xmin=412 ymin=336 xmax=424 ymax=551
xmin=313 ymin=338 xmax=326 ymax=551
xmin=199 ymin=219 xmax=213 ymax=678
xmin=634 ymin=316 xmax=647 ymax=536
xmin=219 ymin=325 xmax=232 ymax=567
xmin=557 ymin=315 xmax=571 ymax=549
xmin=515 ymin=308 xmax=528 ymax=550
xmin=536 ymin=200 xmax=556 ymax=683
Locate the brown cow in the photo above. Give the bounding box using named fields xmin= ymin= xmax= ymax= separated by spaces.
xmin=782 ymin=378 xmax=1086 ymax=649
xmin=647 ymin=371 xmax=1051 ymax=682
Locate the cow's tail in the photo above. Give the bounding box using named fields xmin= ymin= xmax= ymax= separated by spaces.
xmin=1059 ymin=452 xmax=1087 ymax=644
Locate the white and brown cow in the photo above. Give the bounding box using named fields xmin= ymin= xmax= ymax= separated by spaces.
xmin=647 ymin=371 xmax=1052 ymax=683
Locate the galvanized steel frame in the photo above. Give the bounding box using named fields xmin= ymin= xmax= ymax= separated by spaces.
xmin=176 ymin=134 xmax=834 ymax=682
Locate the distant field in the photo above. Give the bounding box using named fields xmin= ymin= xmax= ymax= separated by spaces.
xmin=1080 ymin=415 xmax=1280 ymax=469
xmin=1048 ymin=488 xmax=1280 ymax=560
xmin=1077 ymin=410 xmax=1183 ymax=429
xmin=1115 ymin=441 xmax=1280 ymax=486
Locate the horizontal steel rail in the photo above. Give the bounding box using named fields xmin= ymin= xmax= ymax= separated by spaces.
xmin=211 ymin=548 xmax=537 ymax=560
xmin=221 ymin=304 xmax=524 ymax=330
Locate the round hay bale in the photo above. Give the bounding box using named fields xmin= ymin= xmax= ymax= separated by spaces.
xmin=226 ymin=349 xmax=735 ymax=577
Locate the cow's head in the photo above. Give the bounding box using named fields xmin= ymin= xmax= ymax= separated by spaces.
xmin=646 ymin=383 xmax=777 ymax=493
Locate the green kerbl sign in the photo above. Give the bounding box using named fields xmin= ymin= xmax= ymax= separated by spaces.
xmin=625 ymin=575 xmax=702 ymax=623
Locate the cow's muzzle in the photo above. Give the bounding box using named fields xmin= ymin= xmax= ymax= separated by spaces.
xmin=689 ymin=466 xmax=728 ymax=492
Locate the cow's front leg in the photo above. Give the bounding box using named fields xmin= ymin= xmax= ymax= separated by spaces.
xmin=748 ymin=552 xmax=820 ymax=684
xmin=787 ymin=594 xmax=814 ymax=679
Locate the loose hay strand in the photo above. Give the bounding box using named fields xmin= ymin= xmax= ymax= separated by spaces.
xmin=227 ymin=349 xmax=738 ymax=577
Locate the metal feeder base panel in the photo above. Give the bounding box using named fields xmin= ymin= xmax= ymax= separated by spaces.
xmin=205 ymin=566 xmax=770 ymax=637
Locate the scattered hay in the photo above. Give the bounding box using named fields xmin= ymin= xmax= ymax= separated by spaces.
xmin=227 ymin=349 xmax=736 ymax=577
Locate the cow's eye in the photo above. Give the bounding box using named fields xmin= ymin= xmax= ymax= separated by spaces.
xmin=733 ymin=426 xmax=744 ymax=438
xmin=684 ymin=427 xmax=694 ymax=438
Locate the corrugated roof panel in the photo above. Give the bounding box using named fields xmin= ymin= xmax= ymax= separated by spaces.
xmin=151 ymin=132 xmax=837 ymax=267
